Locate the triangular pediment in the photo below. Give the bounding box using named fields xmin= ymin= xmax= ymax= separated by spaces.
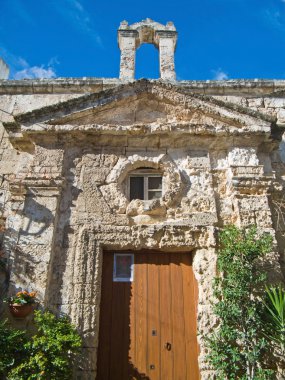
xmin=46 ymin=93 xmax=227 ymax=127
xmin=5 ymin=80 xmax=273 ymax=135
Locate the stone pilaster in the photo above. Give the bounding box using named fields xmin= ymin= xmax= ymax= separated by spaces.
xmin=118 ymin=29 xmax=138 ymax=80
xmin=155 ymin=30 xmax=177 ymax=81
xmin=230 ymin=165 xmax=284 ymax=282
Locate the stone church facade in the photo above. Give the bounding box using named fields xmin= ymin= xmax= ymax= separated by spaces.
xmin=0 ymin=19 xmax=285 ymax=379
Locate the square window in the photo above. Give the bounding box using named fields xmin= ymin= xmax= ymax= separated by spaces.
xmin=129 ymin=172 xmax=163 ymax=201
xmin=148 ymin=176 xmax=162 ymax=190
xmin=113 ymin=253 xmax=134 ymax=282
xmin=130 ymin=176 xmax=144 ymax=200
xmin=148 ymin=190 xmax=162 ymax=200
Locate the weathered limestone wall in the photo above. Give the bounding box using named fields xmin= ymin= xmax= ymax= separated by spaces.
xmin=43 ymin=142 xmax=218 ymax=378
xmin=0 ymin=78 xmax=284 ymax=379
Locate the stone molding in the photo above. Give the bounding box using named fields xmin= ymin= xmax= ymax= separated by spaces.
xmin=3 ymin=81 xmax=274 ymax=139
xmin=1 ymin=78 xmax=285 ymax=95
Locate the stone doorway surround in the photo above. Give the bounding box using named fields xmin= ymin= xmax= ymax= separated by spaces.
xmin=61 ymin=225 xmax=216 ymax=379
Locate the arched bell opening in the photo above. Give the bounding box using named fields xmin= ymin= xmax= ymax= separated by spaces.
xmin=135 ymin=43 xmax=160 ymax=79
xmin=118 ymin=19 xmax=177 ymax=81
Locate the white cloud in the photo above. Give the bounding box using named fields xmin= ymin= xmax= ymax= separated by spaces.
xmin=212 ymin=68 xmax=229 ymax=80
xmin=12 ymin=54 xmax=58 ymax=80
xmin=14 ymin=66 xmax=56 ymax=80
xmin=17 ymin=57 xmax=29 ymax=68
xmin=0 ymin=47 xmax=28 ymax=71
xmin=0 ymin=47 xmax=58 ymax=79
xmin=48 ymin=56 xmax=60 ymax=67
xmin=73 ymin=0 xmax=84 ymax=12
xmin=51 ymin=0 xmax=102 ymax=46
xmin=263 ymin=7 xmax=285 ymax=31
xmin=8 ymin=0 xmax=35 ymax=26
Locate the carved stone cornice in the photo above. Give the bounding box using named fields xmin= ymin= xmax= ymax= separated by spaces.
xmin=9 ymin=177 xmax=64 ymax=197
xmin=4 ymin=80 xmax=273 ymax=127
xmin=2 ymin=80 xmax=276 ymax=152
xmin=231 ymin=175 xmax=278 ymax=195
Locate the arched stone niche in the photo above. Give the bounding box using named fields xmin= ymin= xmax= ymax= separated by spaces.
xmin=118 ymin=18 xmax=177 ymax=81
xmin=100 ymin=152 xmax=186 ymax=221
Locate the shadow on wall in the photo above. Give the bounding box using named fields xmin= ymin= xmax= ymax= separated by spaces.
xmin=2 ymin=145 xmax=83 ymax=306
xmin=280 ymin=135 xmax=285 ymax=163
xmin=4 ymin=189 xmax=56 ymax=294
xmin=44 ymin=147 xmax=83 ymax=312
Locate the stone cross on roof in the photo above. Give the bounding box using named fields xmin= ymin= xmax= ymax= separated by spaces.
xmin=118 ymin=19 xmax=177 ymax=81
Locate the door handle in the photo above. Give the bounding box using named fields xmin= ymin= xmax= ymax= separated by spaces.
xmin=164 ymin=342 xmax=171 ymax=351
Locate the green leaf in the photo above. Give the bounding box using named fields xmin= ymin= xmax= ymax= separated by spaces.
xmin=205 ymin=225 xmax=275 ymax=379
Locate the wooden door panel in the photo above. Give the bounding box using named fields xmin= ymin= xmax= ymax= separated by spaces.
xmin=170 ymin=253 xmax=187 ymax=380
xmin=122 ymin=283 xmax=132 ymax=379
xmin=109 ymin=282 xmax=125 ymax=378
xmin=181 ymin=254 xmax=200 ymax=379
xmin=97 ymin=251 xmax=199 ymax=380
xmin=159 ymin=253 xmax=174 ymax=380
xmin=147 ymin=254 xmax=160 ymax=380
xmin=96 ymin=252 xmax=113 ymax=380
xmin=129 ymin=256 xmax=136 ymax=376
xmin=133 ymin=252 xmax=148 ymax=378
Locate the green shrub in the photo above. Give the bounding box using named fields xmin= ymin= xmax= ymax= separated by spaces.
xmin=207 ymin=225 xmax=274 ymax=380
xmin=0 ymin=319 xmax=27 ymax=378
xmin=9 ymin=310 xmax=82 ymax=380
xmin=263 ymin=284 xmax=285 ymax=361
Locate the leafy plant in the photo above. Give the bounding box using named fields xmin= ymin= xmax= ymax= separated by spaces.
xmin=262 ymin=284 xmax=285 ymax=360
xmin=0 ymin=319 xmax=27 ymax=378
xmin=6 ymin=291 xmax=37 ymax=305
xmin=207 ymin=225 xmax=274 ymax=379
xmin=9 ymin=310 xmax=82 ymax=380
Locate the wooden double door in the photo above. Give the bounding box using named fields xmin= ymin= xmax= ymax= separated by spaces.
xmin=97 ymin=251 xmax=200 ymax=380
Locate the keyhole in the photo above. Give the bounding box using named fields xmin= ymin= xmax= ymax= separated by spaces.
xmin=164 ymin=342 xmax=172 ymax=351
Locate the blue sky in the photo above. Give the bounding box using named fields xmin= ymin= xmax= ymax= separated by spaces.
xmin=0 ymin=0 xmax=285 ymax=81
